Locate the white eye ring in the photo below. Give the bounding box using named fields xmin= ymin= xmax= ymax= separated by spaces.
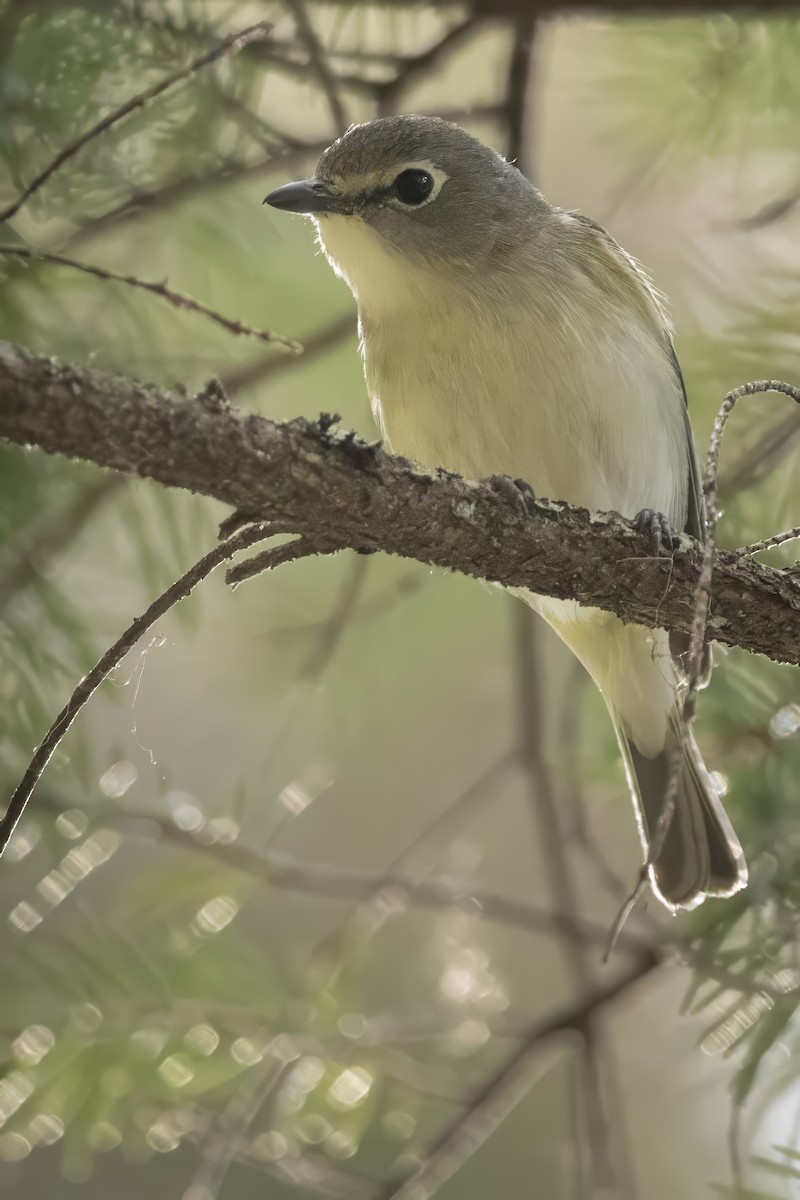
xmin=387 ymin=160 xmax=448 ymax=210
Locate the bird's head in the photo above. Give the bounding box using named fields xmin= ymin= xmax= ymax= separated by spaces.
xmin=264 ymin=115 xmax=539 ymax=306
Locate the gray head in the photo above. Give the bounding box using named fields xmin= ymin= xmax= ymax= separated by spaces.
xmin=264 ymin=116 xmax=543 ymax=299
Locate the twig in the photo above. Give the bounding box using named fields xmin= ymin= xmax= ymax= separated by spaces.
xmin=739 ymin=181 xmax=800 ymax=230
xmin=384 ymin=954 xmax=660 ymax=1200
xmin=222 ymin=541 xmax=367 ymax=790
xmin=505 ymin=9 xmax=538 ymax=169
xmin=309 ymin=753 xmax=517 ymax=984
xmin=0 ymin=245 xmax=300 ymax=352
xmin=0 ymin=21 xmax=272 ymax=224
xmin=611 ymin=379 xmax=800 ymax=937
xmin=225 ymin=533 xmax=341 ymax=585
xmin=739 ymin=526 xmax=800 ymax=557
xmin=514 ymin=612 xmax=620 ymax=1197
xmin=286 ymin=0 xmax=348 ymax=135
xmin=254 ymin=570 xmax=425 ymax=649
xmin=112 ymin=810 xmax=645 ymax=953
xmin=605 ymin=876 xmax=650 ymax=961
xmin=299 ymin=554 xmax=372 ymax=680
xmin=693 ymin=380 xmax=800 ymax=682
xmin=374 ymin=17 xmax=478 ymax=116
xmin=64 ymin=140 xmax=329 ymax=252
xmin=46 ymin=800 xmax=790 ymax=997
xmin=254 ymin=1153 xmax=380 ymax=1199
xmin=213 ymin=89 xmax=299 ymax=154
xmin=0 ymin=523 xmax=276 ymax=857
xmin=242 ymin=42 xmax=379 ymax=97
xmin=61 ymin=106 xmax=500 ymax=256
xmin=184 ymin=1048 xmax=287 ymax=1200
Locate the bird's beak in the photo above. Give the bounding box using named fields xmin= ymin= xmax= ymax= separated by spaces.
xmin=263 ymin=179 xmax=341 ymax=215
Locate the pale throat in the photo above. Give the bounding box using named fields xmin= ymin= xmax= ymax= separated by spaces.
xmin=315 ymin=214 xmax=438 ymax=316
xmin=316 ymin=213 xmax=501 ymax=477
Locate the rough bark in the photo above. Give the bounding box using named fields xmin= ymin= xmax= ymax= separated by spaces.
xmin=0 ymin=339 xmax=798 ymax=666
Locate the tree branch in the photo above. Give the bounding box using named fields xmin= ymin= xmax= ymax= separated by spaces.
xmin=0 ymin=245 xmax=300 ymax=352
xmin=0 ymin=339 xmax=798 ymax=666
xmin=0 ymin=523 xmax=276 ymax=855
xmin=0 ymin=20 xmax=273 ymax=225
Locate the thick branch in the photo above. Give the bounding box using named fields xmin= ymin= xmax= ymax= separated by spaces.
xmin=0 ymin=340 xmax=798 ymax=666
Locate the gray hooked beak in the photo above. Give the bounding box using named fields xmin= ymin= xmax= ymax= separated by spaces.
xmin=263 ymin=179 xmax=341 ymax=215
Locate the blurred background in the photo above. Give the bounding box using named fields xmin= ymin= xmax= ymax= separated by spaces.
xmin=1 ymin=3 xmax=800 ymax=1198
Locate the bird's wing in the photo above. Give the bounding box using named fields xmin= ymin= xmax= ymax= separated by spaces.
xmin=666 ymin=338 xmax=706 ymax=544
xmin=569 ymin=211 xmax=705 ymax=538
xmin=570 ymin=210 xmax=710 ymax=675
xmin=664 ymin=338 xmax=713 ymax=681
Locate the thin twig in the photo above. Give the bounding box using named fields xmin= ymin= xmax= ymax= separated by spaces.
xmin=184 ymin=1048 xmax=288 ymax=1200
xmin=299 ymin=554 xmax=372 ymax=680
xmin=738 ymin=526 xmax=800 ymax=557
xmin=242 ymin=42 xmax=378 ymax=97
xmin=0 ymin=245 xmax=300 ymax=352
xmin=739 ymin=181 xmax=800 ymax=230
xmin=61 ymin=106 xmax=500 ymax=257
xmin=374 ymin=17 xmax=478 ymax=116
xmin=309 ymin=753 xmax=517 ymax=985
xmin=0 ymin=523 xmax=274 ymax=857
xmin=505 ymin=9 xmax=537 ymax=168
xmin=48 ymin=799 xmax=786 ymax=997
xmin=222 ymin=545 xmax=367 ymax=789
xmin=611 ymin=379 xmax=800 ymax=937
xmin=214 ymin=89 xmax=298 ymax=153
xmin=65 ymin=141 xmax=328 ymax=252
xmin=514 ymin=612 xmax=620 ymax=1197
xmin=692 ymin=381 xmax=800 ymax=682
xmin=225 ymin=534 xmax=339 ymax=585
xmin=384 ymin=954 xmax=660 ymax=1200
xmin=117 ymin=810 xmax=632 ymax=951
xmin=0 ymin=21 xmax=272 ymax=224
xmin=287 ymin=0 xmax=348 ymax=135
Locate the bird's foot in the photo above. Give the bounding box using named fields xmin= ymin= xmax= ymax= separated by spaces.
xmin=486 ymin=474 xmax=536 ymax=516
xmin=634 ymin=508 xmax=675 ymax=555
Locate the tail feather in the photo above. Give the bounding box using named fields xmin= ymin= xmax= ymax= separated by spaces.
xmin=531 ymin=599 xmax=747 ymax=910
xmin=618 ymin=712 xmax=747 ymax=910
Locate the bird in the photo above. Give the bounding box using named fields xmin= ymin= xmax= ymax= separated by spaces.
xmin=264 ymin=114 xmax=747 ymax=911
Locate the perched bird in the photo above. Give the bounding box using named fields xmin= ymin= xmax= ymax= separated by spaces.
xmin=265 ymin=115 xmax=747 ymax=910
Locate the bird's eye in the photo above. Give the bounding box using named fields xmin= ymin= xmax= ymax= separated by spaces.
xmin=393 ymin=169 xmax=434 ymax=205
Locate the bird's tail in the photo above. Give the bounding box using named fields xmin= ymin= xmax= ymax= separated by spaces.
xmin=533 ymin=598 xmax=747 ymax=910
xmin=615 ymin=709 xmax=747 ymax=910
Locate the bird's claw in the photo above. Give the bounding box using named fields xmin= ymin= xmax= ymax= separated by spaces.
xmin=486 ymin=474 xmax=536 ymax=516
xmin=634 ymin=508 xmax=675 ymax=555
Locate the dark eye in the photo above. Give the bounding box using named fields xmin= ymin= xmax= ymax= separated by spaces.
xmin=393 ymin=169 xmax=434 ymax=205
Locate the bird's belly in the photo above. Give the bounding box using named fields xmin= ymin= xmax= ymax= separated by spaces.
xmin=366 ymin=317 xmax=685 ymax=524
